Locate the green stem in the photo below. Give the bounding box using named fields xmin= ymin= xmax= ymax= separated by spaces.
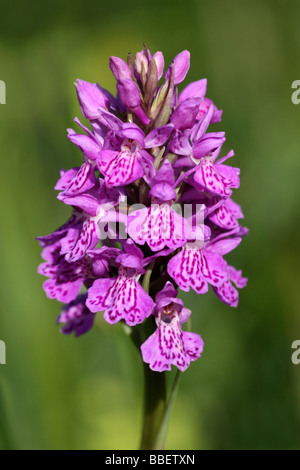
xmin=128 ymin=262 xmax=181 ymax=450
xmin=127 ymin=318 xmax=182 ymax=450
xmin=140 ymin=366 xmax=167 ymax=450
xmin=154 ymin=369 xmax=181 ymax=449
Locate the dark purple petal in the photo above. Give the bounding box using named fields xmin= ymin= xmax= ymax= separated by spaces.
xmin=60 ymin=227 xmax=81 ymax=256
xmin=115 ymin=253 xmax=144 ymax=273
xmin=155 ymin=281 xmax=178 ymax=311
xmin=123 ymin=238 xmax=144 ymax=258
xmin=58 ymin=295 xmax=95 ymax=337
xmin=36 ymin=213 xmax=82 ymax=248
xmin=190 ymin=105 xmax=214 ymax=142
xmin=97 ymin=108 xmax=123 ymax=130
xmin=152 ymin=159 xmax=175 ymax=186
xmin=138 ymin=150 xmax=156 ymax=184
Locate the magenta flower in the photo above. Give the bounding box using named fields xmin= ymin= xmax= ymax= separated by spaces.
xmin=37 ymin=45 xmax=248 ymax=376
xmin=97 ymin=122 xmax=157 ymax=187
xmin=213 ymin=265 xmax=248 ymax=307
xmin=141 ymin=282 xmax=204 ymax=372
xmin=57 ymin=294 xmax=95 ymax=337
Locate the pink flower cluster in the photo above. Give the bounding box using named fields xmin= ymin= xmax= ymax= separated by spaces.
xmin=37 ymin=46 xmax=247 ymax=372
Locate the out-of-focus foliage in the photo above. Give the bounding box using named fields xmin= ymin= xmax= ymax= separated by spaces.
xmin=0 ymin=0 xmax=300 ymax=449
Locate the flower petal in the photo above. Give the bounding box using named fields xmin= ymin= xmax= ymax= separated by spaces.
xmin=75 ymin=79 xmax=109 ymax=119
xmin=66 ymin=219 xmax=100 ymax=262
xmin=171 ymin=98 xmax=202 ymax=130
xmin=58 ymin=295 xmax=95 ymax=337
xmin=216 ymin=163 xmax=240 ymax=189
xmin=209 ymin=202 xmax=239 ymax=230
xmin=62 ymin=162 xmax=96 ymax=196
xmin=43 ymin=277 xmax=84 ymax=303
xmin=167 ymin=247 xmax=208 ymax=294
xmin=141 ymin=312 xmax=203 ymax=372
xmin=192 ymin=132 xmax=226 ymax=160
xmin=144 ymin=124 xmax=174 ymax=148
xmin=87 ymin=271 xmax=154 ymax=326
xmin=109 ymin=56 xmax=133 ymax=81
xmin=153 ymin=51 xmax=165 ymax=80
xmin=165 ymin=50 xmax=190 ymax=85
xmin=193 ymin=160 xmax=232 ymax=197
xmin=55 ymin=168 xmax=78 ymax=191
xmin=128 ymin=205 xmax=188 ymax=252
xmin=213 ymin=280 xmax=239 ymax=307
xmin=178 ymin=79 xmax=207 ymax=104
xmin=99 ymin=149 xmax=144 ymax=187
xmin=68 ymin=133 xmax=101 ymax=161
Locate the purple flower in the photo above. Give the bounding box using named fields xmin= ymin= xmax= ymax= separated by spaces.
xmin=75 ymin=79 xmax=109 ymax=119
xmin=117 ymin=79 xmax=150 ymax=125
xmin=192 ymin=150 xmax=240 ymax=197
xmin=213 ymin=265 xmax=248 ymax=307
xmin=97 ymin=123 xmax=154 ymax=187
xmin=58 ymin=294 xmax=96 ymax=337
xmin=37 ymin=45 xmax=247 ymax=373
xmin=86 ymin=240 xmax=155 ymax=326
xmin=87 ymin=255 xmax=155 ymax=327
xmin=164 ymin=50 xmax=190 ymax=85
xmin=141 ymin=282 xmax=204 ymax=372
xmin=55 ymin=118 xmax=104 ymax=197
xmin=38 ymin=232 xmax=119 ymax=303
xmin=57 ymin=181 xmax=124 ymax=262
xmin=208 ymin=197 xmax=244 ymax=230
xmin=127 ymin=202 xmax=190 ymax=252
xmin=167 ymin=239 xmax=227 ymax=295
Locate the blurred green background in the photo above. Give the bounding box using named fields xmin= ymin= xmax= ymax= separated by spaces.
xmin=0 ymin=0 xmax=300 ymax=450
